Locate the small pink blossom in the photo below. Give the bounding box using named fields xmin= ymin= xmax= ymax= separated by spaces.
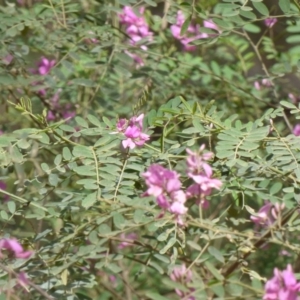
xmin=264 ymin=18 xmax=277 ymax=28
xmin=264 ymin=264 xmax=300 ymax=300
xmin=37 ymin=57 xmax=55 ymax=76
xmin=17 ymin=272 xmax=29 ymax=290
xmin=46 ymin=89 xmax=76 ymax=122
xmin=254 ymin=78 xmax=272 ymax=90
xmin=118 ymin=233 xmax=137 ymax=249
xmin=116 ymin=114 xmax=149 ymax=149
xmin=250 ymin=201 xmax=285 ymax=227
xmin=170 ymin=11 xmax=219 ymax=51
xmin=142 ymin=164 xmax=188 ymax=224
xmin=289 ymin=93 xmax=300 ymax=104
xmin=119 ymin=6 xmax=153 ymax=50
xmin=293 ymin=124 xmax=300 ymax=136
xmin=0 ymin=238 xmax=33 ymax=259
xmin=170 ymin=264 xmax=195 ymax=300
xmin=186 ymin=145 xmax=222 ymax=208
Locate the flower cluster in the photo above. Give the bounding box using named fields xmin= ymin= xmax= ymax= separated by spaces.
xmin=0 ymin=238 xmax=33 ymax=259
xmin=264 ymin=264 xmax=300 ymax=300
xmin=170 ymin=264 xmax=195 ymax=300
xmin=116 ymin=114 xmax=149 ymax=149
xmin=186 ymin=145 xmax=222 ymax=208
xmin=170 ymin=11 xmax=218 ymax=51
xmin=119 ymin=6 xmax=153 ymax=50
xmin=250 ymin=201 xmax=285 ymax=227
xmin=142 ymin=164 xmax=187 ymax=224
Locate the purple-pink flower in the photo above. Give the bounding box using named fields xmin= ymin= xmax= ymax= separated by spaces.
xmin=116 ymin=114 xmax=149 ymax=149
xmin=264 ymin=18 xmax=277 ymax=28
xmin=264 ymin=264 xmax=300 ymax=300
xmin=293 ymin=124 xmax=300 ymax=136
xmin=170 ymin=11 xmax=218 ymax=51
xmin=118 ymin=233 xmax=137 ymax=249
xmin=289 ymin=93 xmax=300 ymax=104
xmin=142 ymin=164 xmax=188 ymax=224
xmin=254 ymin=78 xmax=272 ymax=90
xmin=170 ymin=264 xmax=195 ymax=300
xmin=37 ymin=57 xmax=55 ymax=76
xmin=250 ymin=201 xmax=285 ymax=227
xmin=46 ymin=89 xmax=76 ymax=122
xmin=0 ymin=238 xmax=33 ymax=259
xmin=119 ymin=6 xmax=153 ymax=49
xmin=186 ymin=145 xmax=222 ymax=208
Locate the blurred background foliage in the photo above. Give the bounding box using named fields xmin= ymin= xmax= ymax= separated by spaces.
xmin=1 ymin=0 xmax=300 ymax=299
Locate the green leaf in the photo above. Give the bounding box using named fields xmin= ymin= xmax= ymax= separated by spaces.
xmin=280 ymin=100 xmax=297 ymax=109
xmin=11 ymin=147 xmax=23 ymax=163
xmin=72 ymin=145 xmax=94 ymax=158
xmin=49 ymin=174 xmax=59 ymax=187
xmin=252 ymin=2 xmax=269 ymax=16
xmin=73 ymin=165 xmax=96 ymax=176
xmin=7 ymin=201 xmax=16 ymax=214
xmin=82 ymin=191 xmax=98 ymax=208
xmin=62 ymin=147 xmax=72 ymax=160
xmin=112 ymin=212 xmax=126 ymax=229
xmin=270 ymin=182 xmax=283 ymax=195
xmin=145 ymin=292 xmax=169 ymax=300
xmin=279 ymin=0 xmax=290 ymax=13
xmin=180 ymin=15 xmax=192 ymax=36
xmin=204 ymin=261 xmax=224 ymax=281
xmin=286 ymin=35 xmax=300 ymax=43
xmin=208 ymin=246 xmax=225 ymax=263
xmin=94 ymin=135 xmax=112 ymax=147
xmin=159 ymin=237 xmax=176 ymax=254
xmin=211 ymin=61 xmax=221 ymax=77
xmin=41 ymin=163 xmax=50 ymax=174
xmin=75 ymin=116 xmax=89 ymax=128
xmin=239 ymin=10 xmax=257 ymax=20
xmin=72 ymin=78 xmax=95 ymax=87
xmin=87 ymin=114 xmax=102 ymax=128
xmin=243 ymin=23 xmax=261 ymax=33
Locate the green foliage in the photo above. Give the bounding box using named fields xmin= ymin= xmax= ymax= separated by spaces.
xmin=1 ymin=0 xmax=300 ymax=299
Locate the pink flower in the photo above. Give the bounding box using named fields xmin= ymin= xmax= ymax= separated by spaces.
xmin=250 ymin=201 xmax=285 ymax=227
xmin=124 ymin=51 xmax=144 ymax=67
xmin=118 ymin=233 xmax=137 ymax=249
xmin=46 ymin=89 xmax=76 ymax=122
xmin=143 ymin=164 xmax=188 ymax=223
xmin=17 ymin=272 xmax=29 ymax=290
xmin=170 ymin=11 xmax=219 ymax=51
xmin=170 ymin=264 xmax=195 ymax=300
xmin=254 ymin=78 xmax=272 ymax=90
xmin=264 ymin=264 xmax=300 ymax=300
xmin=289 ymin=93 xmax=300 ymax=104
xmin=2 ymin=54 xmax=13 ymax=66
xmin=37 ymin=57 xmax=55 ymax=75
xmin=264 ymin=18 xmax=277 ymax=28
xmin=293 ymin=124 xmax=300 ymax=136
xmin=119 ymin=6 xmax=153 ymax=50
xmin=116 ymin=114 xmax=149 ymax=149
xmin=186 ymin=145 xmax=222 ymax=208
xmin=0 ymin=238 xmax=33 ymax=259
